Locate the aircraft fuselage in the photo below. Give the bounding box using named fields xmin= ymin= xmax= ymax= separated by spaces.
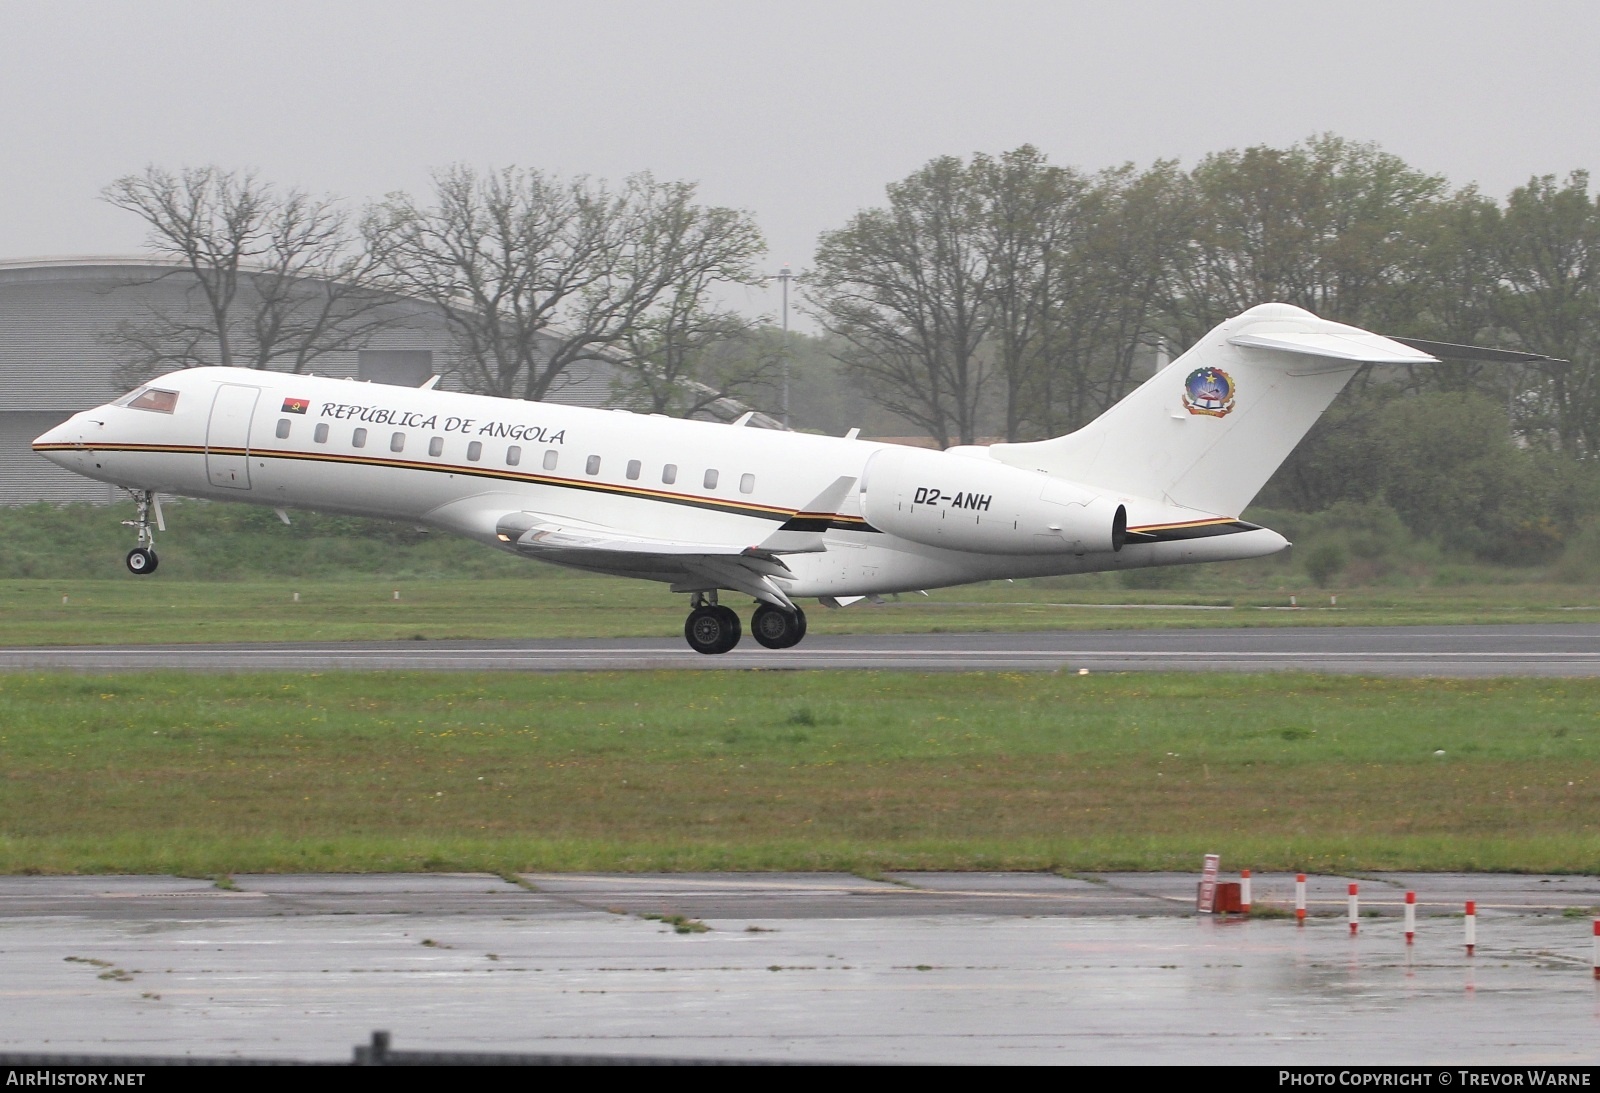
xmin=33 ymin=366 xmax=1285 ymax=599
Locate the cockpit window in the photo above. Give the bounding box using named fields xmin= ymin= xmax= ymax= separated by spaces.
xmin=121 ymin=388 xmax=179 ymax=413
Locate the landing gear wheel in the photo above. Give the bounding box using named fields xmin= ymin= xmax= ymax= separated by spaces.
xmin=751 ymin=603 xmax=807 ymax=649
xmin=684 ymin=604 xmax=742 ymax=654
xmin=121 ymin=490 xmax=164 ymax=576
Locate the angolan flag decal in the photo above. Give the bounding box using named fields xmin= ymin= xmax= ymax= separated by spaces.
xmin=282 ymin=398 xmax=309 ymax=414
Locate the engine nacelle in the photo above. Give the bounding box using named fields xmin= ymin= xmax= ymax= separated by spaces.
xmin=859 ymin=446 xmax=1126 ymax=555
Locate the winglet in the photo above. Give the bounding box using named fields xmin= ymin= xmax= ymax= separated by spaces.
xmin=755 ymin=476 xmax=858 ymax=554
xmin=1382 ymin=335 xmax=1566 ymax=365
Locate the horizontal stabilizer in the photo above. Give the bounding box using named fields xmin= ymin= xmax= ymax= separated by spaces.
xmin=1227 ymin=331 xmax=1437 ymax=365
xmin=1383 ymin=336 xmax=1566 ymax=365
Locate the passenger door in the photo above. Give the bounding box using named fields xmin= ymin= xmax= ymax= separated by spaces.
xmin=206 ymin=383 xmax=259 ymax=490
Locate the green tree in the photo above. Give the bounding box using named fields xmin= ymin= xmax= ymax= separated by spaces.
xmin=1496 ymin=171 xmax=1600 ymax=455
xmin=1375 ymin=392 xmax=1558 ymax=561
xmin=1157 ymin=135 xmax=1449 ymax=346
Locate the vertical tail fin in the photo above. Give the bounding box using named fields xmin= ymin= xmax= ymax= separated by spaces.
xmin=988 ymin=303 xmax=1437 ymax=516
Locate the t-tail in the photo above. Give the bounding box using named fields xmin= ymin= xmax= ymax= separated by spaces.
xmin=987 ymin=303 xmax=1438 ymax=517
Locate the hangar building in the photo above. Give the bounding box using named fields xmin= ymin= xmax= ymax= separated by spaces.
xmin=0 ymin=257 xmax=635 ymax=504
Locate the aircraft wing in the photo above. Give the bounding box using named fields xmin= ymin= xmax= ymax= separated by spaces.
xmin=492 ymin=476 xmax=858 ymax=610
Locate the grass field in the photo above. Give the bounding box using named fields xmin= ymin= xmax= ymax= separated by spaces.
xmin=6 ymin=506 xmax=1600 ymax=879
xmin=4 ymin=498 xmax=1600 ymax=645
xmin=6 ymin=575 xmax=1600 ymax=646
xmin=2 ymin=670 xmax=1597 ymax=876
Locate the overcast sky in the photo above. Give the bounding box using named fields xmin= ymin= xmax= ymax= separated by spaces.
xmin=3 ymin=0 xmax=1598 ymax=322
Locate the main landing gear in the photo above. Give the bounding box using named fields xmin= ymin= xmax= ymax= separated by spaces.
xmin=751 ymin=602 xmax=806 ymax=649
xmin=122 ymin=490 xmax=163 ymax=576
xmin=682 ymin=593 xmax=808 ymax=655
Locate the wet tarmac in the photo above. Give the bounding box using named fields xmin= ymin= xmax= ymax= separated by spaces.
xmin=2 ymin=872 xmax=1597 ymax=1064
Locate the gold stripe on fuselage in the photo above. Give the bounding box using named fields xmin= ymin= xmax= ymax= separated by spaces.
xmin=40 ymin=442 xmax=871 ymax=529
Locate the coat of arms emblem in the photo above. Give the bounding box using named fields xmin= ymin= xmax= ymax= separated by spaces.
xmin=1182 ymin=367 xmax=1236 ymax=417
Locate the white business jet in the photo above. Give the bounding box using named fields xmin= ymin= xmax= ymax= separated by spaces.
xmin=33 ymin=303 xmax=1440 ymax=654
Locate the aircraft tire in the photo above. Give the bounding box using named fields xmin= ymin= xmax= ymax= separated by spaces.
xmin=126 ymin=547 xmax=158 ymax=575
xmin=751 ymin=603 xmax=807 ymax=649
xmin=685 ymin=605 xmax=741 ymax=654
xmin=711 ymin=605 xmax=741 ymax=652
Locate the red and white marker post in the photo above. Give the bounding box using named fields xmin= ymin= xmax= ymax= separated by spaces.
xmin=1404 ymin=891 xmax=1416 ymax=945
xmin=1198 ymin=853 xmax=1220 ymax=914
xmin=1592 ymin=919 xmax=1598 ymax=980
xmin=1348 ymin=883 xmax=1360 ymax=936
xmin=1295 ymin=873 xmax=1306 ymax=926
xmin=1465 ymin=901 xmax=1477 ymax=956
xmin=1240 ymin=869 xmax=1252 ymax=915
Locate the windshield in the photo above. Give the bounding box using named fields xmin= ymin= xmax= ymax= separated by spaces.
xmin=117 ymin=387 xmax=180 ymax=413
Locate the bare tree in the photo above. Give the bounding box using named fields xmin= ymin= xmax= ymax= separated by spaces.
xmin=102 ymin=166 xmax=392 ymax=384
xmin=607 ymin=204 xmax=772 ymax=416
xmin=810 ymin=150 xmax=1176 ymax=445
xmin=809 ymin=156 xmax=993 ymax=447
xmin=611 ymin=306 xmax=776 ymax=419
xmin=972 ymin=146 xmax=1089 ymax=441
xmin=1026 ymin=162 xmax=1188 ymax=436
xmin=366 ymin=166 xmax=766 ymax=402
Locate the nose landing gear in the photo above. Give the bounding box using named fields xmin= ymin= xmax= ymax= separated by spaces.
xmin=122 ymin=490 xmax=164 ymax=576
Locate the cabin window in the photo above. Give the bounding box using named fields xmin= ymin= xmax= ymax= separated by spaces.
xmin=352 ymin=428 xmax=367 ymax=448
xmin=740 ymin=473 xmax=755 ymax=495
xmin=662 ymin=464 xmax=677 ymax=485
xmin=313 ymin=423 xmax=329 ymax=443
xmin=586 ymin=455 xmax=601 ymax=475
xmin=626 ymin=459 xmax=641 ymax=481
xmin=467 ymin=441 xmax=482 ymax=462
xmin=123 ymin=388 xmax=179 ymax=413
xmin=390 ymin=432 xmax=406 ymax=453
xmin=275 ymin=419 xmax=291 ymax=439
xmin=703 ymin=469 xmax=719 ymax=490
xmin=542 ymin=449 xmax=558 ymax=471
xmin=506 ymin=445 xmax=522 ymax=466
xmin=428 ymin=436 xmax=444 ymax=457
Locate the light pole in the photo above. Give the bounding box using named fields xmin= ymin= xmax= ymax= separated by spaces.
xmin=776 ymin=264 xmax=792 ymax=428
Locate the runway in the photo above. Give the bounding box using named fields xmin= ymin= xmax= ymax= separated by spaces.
xmin=2 ymin=623 xmax=1599 ymax=674
xmin=2 ymin=873 xmax=1597 ymax=1064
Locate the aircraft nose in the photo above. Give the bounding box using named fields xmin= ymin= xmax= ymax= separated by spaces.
xmin=32 ymin=413 xmax=93 ymax=468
